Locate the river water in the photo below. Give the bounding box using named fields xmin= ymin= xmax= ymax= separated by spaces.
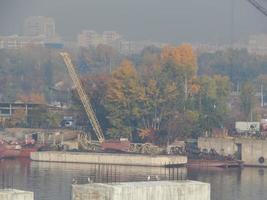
xmin=0 ymin=159 xmax=266 ymax=200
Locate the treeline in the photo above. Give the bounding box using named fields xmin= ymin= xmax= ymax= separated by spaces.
xmin=0 ymin=45 xmax=121 ymax=103
xmin=198 ymin=49 xmax=267 ymax=121
xmin=74 ymin=45 xmax=234 ymax=143
xmin=1 ymin=45 xmax=267 ymax=142
xmin=75 ymin=46 xmax=267 ymax=143
xmin=0 ymin=48 xmax=67 ymax=102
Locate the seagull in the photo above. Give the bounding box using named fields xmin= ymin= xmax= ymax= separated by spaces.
xmin=147 ymin=176 xmax=151 ymax=181
xmin=88 ymin=177 xmax=93 ymax=184
xmin=72 ymin=178 xmax=77 ymax=184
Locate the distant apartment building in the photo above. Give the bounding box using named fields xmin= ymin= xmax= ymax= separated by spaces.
xmin=77 ymin=30 xmax=121 ymax=48
xmin=0 ymin=35 xmax=45 ymax=49
xmin=77 ymin=30 xmax=101 ymax=47
xmin=248 ymin=34 xmax=267 ymax=56
xmin=77 ymin=30 xmax=166 ymax=55
xmin=118 ymin=40 xmax=165 ymax=55
xmin=102 ymin=31 xmax=121 ymax=44
xmin=24 ymin=16 xmax=56 ymax=38
xmin=192 ymin=43 xmax=247 ymax=54
xmin=0 ymin=16 xmax=62 ymax=50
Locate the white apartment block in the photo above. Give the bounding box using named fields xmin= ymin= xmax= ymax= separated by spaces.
xmin=77 ymin=30 xmax=166 ymax=55
xmin=77 ymin=30 xmax=121 ymax=48
xmin=24 ymin=16 xmax=56 ymax=38
xmin=118 ymin=40 xmax=165 ymax=55
xmin=0 ymin=35 xmax=44 ymax=49
xmin=248 ymin=34 xmax=267 ymax=56
xmin=102 ymin=31 xmax=121 ymax=44
xmin=77 ymin=30 xmax=102 ymax=47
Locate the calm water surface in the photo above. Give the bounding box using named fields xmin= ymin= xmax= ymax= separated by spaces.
xmin=0 ymin=159 xmax=266 ymax=200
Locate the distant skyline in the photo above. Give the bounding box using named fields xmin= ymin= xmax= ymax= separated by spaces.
xmin=0 ymin=0 xmax=267 ymax=44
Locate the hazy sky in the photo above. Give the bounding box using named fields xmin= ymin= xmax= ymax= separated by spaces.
xmin=0 ymin=0 xmax=266 ymax=44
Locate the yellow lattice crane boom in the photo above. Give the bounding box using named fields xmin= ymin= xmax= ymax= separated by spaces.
xmin=60 ymin=52 xmax=105 ymax=143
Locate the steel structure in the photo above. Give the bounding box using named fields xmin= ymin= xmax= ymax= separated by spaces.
xmin=247 ymin=0 xmax=267 ymax=17
xmin=60 ymin=52 xmax=105 ymax=143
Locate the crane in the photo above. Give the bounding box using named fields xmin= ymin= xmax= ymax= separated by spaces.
xmin=247 ymin=0 xmax=267 ymax=17
xmin=60 ymin=52 xmax=164 ymax=153
xmin=60 ymin=52 xmax=105 ymax=143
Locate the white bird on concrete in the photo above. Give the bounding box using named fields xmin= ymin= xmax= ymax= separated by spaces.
xmin=88 ymin=177 xmax=93 ymax=184
xmin=72 ymin=178 xmax=77 ymax=184
xmin=147 ymin=176 xmax=151 ymax=181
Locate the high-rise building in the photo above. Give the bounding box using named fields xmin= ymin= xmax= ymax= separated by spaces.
xmin=24 ymin=16 xmax=56 ymax=38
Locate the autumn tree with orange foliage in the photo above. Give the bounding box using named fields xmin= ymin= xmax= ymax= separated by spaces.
xmin=161 ymin=44 xmax=198 ymax=102
xmin=161 ymin=44 xmax=198 ymax=75
xmin=105 ymin=59 xmax=145 ymax=138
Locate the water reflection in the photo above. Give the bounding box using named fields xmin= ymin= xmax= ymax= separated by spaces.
xmin=0 ymin=159 xmax=186 ymax=200
xmin=188 ymin=167 xmax=267 ymax=200
xmin=1 ymin=159 xmax=266 ymax=200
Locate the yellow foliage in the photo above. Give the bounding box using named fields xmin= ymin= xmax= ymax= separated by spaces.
xmin=161 ymin=44 xmax=197 ymax=73
xmin=185 ymin=110 xmax=199 ymax=122
xmin=188 ymin=77 xmax=200 ymax=95
xmin=113 ymin=59 xmax=137 ymax=79
xmin=138 ymin=128 xmax=152 ymax=139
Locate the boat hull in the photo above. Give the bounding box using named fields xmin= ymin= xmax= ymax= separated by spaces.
xmin=0 ymin=144 xmax=40 ymax=159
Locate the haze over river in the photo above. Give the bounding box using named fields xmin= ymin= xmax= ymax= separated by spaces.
xmin=0 ymin=159 xmax=266 ymax=200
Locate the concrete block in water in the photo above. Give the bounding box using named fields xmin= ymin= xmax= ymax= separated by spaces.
xmin=0 ymin=189 xmax=34 ymax=200
xmin=72 ymin=180 xmax=210 ymax=200
xmin=31 ymin=152 xmax=187 ymax=167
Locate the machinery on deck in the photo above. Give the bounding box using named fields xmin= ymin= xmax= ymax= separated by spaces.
xmin=60 ymin=52 xmax=172 ymax=154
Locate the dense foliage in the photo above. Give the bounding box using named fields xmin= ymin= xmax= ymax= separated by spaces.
xmin=1 ymin=46 xmax=267 ymax=143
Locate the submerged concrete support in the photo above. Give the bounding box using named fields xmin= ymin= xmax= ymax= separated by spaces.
xmin=0 ymin=189 xmax=34 ymax=200
xmin=72 ymin=181 xmax=210 ymax=200
xmin=31 ymin=152 xmax=187 ymax=167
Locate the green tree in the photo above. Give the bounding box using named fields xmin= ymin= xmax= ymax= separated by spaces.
xmin=240 ymin=81 xmax=256 ymax=121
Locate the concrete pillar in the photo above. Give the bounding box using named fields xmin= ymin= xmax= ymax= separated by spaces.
xmin=0 ymin=189 xmax=34 ymax=200
xmin=9 ymin=104 xmax=12 ymax=116
xmin=25 ymin=104 xmax=28 ymax=117
xmin=72 ymin=181 xmax=210 ymax=200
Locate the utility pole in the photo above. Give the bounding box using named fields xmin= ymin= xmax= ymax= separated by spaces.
xmin=184 ymin=73 xmax=188 ymax=112
xmin=261 ymin=84 xmax=264 ymax=107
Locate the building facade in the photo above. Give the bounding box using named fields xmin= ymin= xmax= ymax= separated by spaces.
xmin=24 ymin=16 xmax=56 ymax=38
xmin=0 ymin=35 xmax=44 ymax=49
xmin=77 ymin=30 xmax=121 ymax=48
xmin=77 ymin=30 xmax=101 ymax=47
xmin=248 ymin=34 xmax=267 ymax=56
xmin=102 ymin=31 xmax=121 ymax=44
